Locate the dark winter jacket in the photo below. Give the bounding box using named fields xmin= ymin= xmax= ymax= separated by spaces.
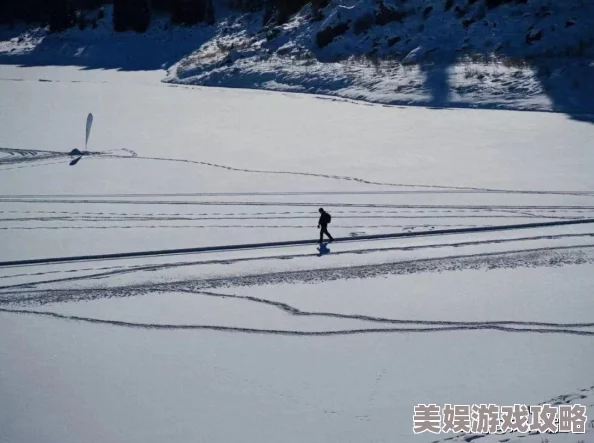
xmin=318 ymin=211 xmax=331 ymax=226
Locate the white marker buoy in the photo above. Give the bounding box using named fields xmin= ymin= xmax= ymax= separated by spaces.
xmin=85 ymin=113 xmax=93 ymax=152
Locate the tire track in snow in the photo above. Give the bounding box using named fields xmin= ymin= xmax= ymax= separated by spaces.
xmin=2 ymin=218 xmax=593 ymax=268
xmin=1 ymin=208 xmax=591 ymax=225
xmin=2 ymin=244 xmax=594 ymax=304
xmin=3 ymin=198 xmax=594 ymax=211
xmin=184 ymin=290 xmax=594 ymax=330
xmin=0 ymin=224 xmax=478 ymax=230
xmin=4 ymin=190 xmax=594 ymax=197
xmin=0 ymin=160 xmax=68 ymax=171
xmin=0 ymin=147 xmax=66 ymax=166
xmin=0 ymin=208 xmax=516 ymax=215
xmin=0 ymin=307 xmax=592 ymax=336
xmin=0 ymin=215 xmax=559 ymax=222
xmin=2 ymin=231 xmax=592 ymax=282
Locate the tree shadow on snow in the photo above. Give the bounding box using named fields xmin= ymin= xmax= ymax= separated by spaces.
xmin=415 ymin=55 xmax=594 ymax=124
xmin=0 ymin=25 xmax=214 ymax=72
xmin=420 ymin=62 xmax=451 ymax=108
xmin=309 ymin=0 xmax=594 ymax=123
xmin=531 ymin=58 xmax=594 ymax=123
xmin=419 ymin=52 xmax=594 ymax=124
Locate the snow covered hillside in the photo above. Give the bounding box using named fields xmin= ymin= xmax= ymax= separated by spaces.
xmin=0 ymin=64 xmax=593 ymax=442
xmin=169 ymin=0 xmax=594 ymax=113
xmin=1 ymin=0 xmax=593 ymax=114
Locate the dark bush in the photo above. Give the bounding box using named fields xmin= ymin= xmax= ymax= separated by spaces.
xmin=353 ymin=13 xmax=374 ymax=35
xmin=205 ymin=0 xmax=215 ymax=24
xmin=387 ymin=35 xmax=401 ymax=46
xmin=171 ymin=0 xmax=208 ymax=25
xmin=375 ymin=2 xmax=407 ymax=25
xmin=49 ymin=0 xmax=76 ymax=32
xmin=275 ymin=0 xmax=309 ymax=24
xmin=462 ymin=17 xmax=475 ymax=28
xmin=225 ymin=0 xmax=267 ymax=11
xmin=262 ymin=7 xmax=274 ymax=25
xmin=151 ymin=0 xmax=171 ymax=13
xmin=0 ymin=1 xmax=15 ymax=24
xmin=113 ymin=0 xmax=151 ymax=32
xmin=315 ymin=22 xmax=349 ymax=48
xmin=454 ymin=5 xmax=467 ymax=18
xmin=525 ymin=29 xmax=543 ymax=44
xmin=311 ymin=0 xmax=329 ymax=14
xmin=485 ymin=0 xmax=515 ymax=10
xmin=1 ymin=0 xmax=48 ymax=25
xmin=74 ymin=0 xmax=105 ymax=8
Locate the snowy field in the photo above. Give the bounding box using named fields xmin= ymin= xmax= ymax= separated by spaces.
xmin=1 ymin=65 xmax=593 ymax=443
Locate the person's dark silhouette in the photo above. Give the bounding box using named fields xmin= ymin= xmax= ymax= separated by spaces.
xmin=317 ymin=208 xmax=334 ymax=244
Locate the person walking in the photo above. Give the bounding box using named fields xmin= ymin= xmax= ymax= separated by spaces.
xmin=317 ymin=208 xmax=334 ymax=244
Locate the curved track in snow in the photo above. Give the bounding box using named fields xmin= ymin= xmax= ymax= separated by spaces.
xmin=3 ymin=147 xmax=594 ymax=197
xmin=1 ymin=306 xmax=593 ymax=336
xmin=1 ymin=218 xmax=594 ymax=267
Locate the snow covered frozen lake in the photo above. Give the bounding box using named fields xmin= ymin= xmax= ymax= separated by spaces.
xmin=0 ymin=65 xmax=593 ymax=443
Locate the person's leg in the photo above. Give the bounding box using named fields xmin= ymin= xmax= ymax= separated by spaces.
xmin=322 ymin=226 xmax=333 ymax=241
xmin=319 ymin=226 xmax=324 ymax=243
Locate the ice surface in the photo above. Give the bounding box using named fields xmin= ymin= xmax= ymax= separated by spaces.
xmin=0 ymin=65 xmax=592 ymax=443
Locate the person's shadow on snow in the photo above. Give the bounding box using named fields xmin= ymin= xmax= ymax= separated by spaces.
xmin=317 ymin=243 xmax=331 ymax=256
